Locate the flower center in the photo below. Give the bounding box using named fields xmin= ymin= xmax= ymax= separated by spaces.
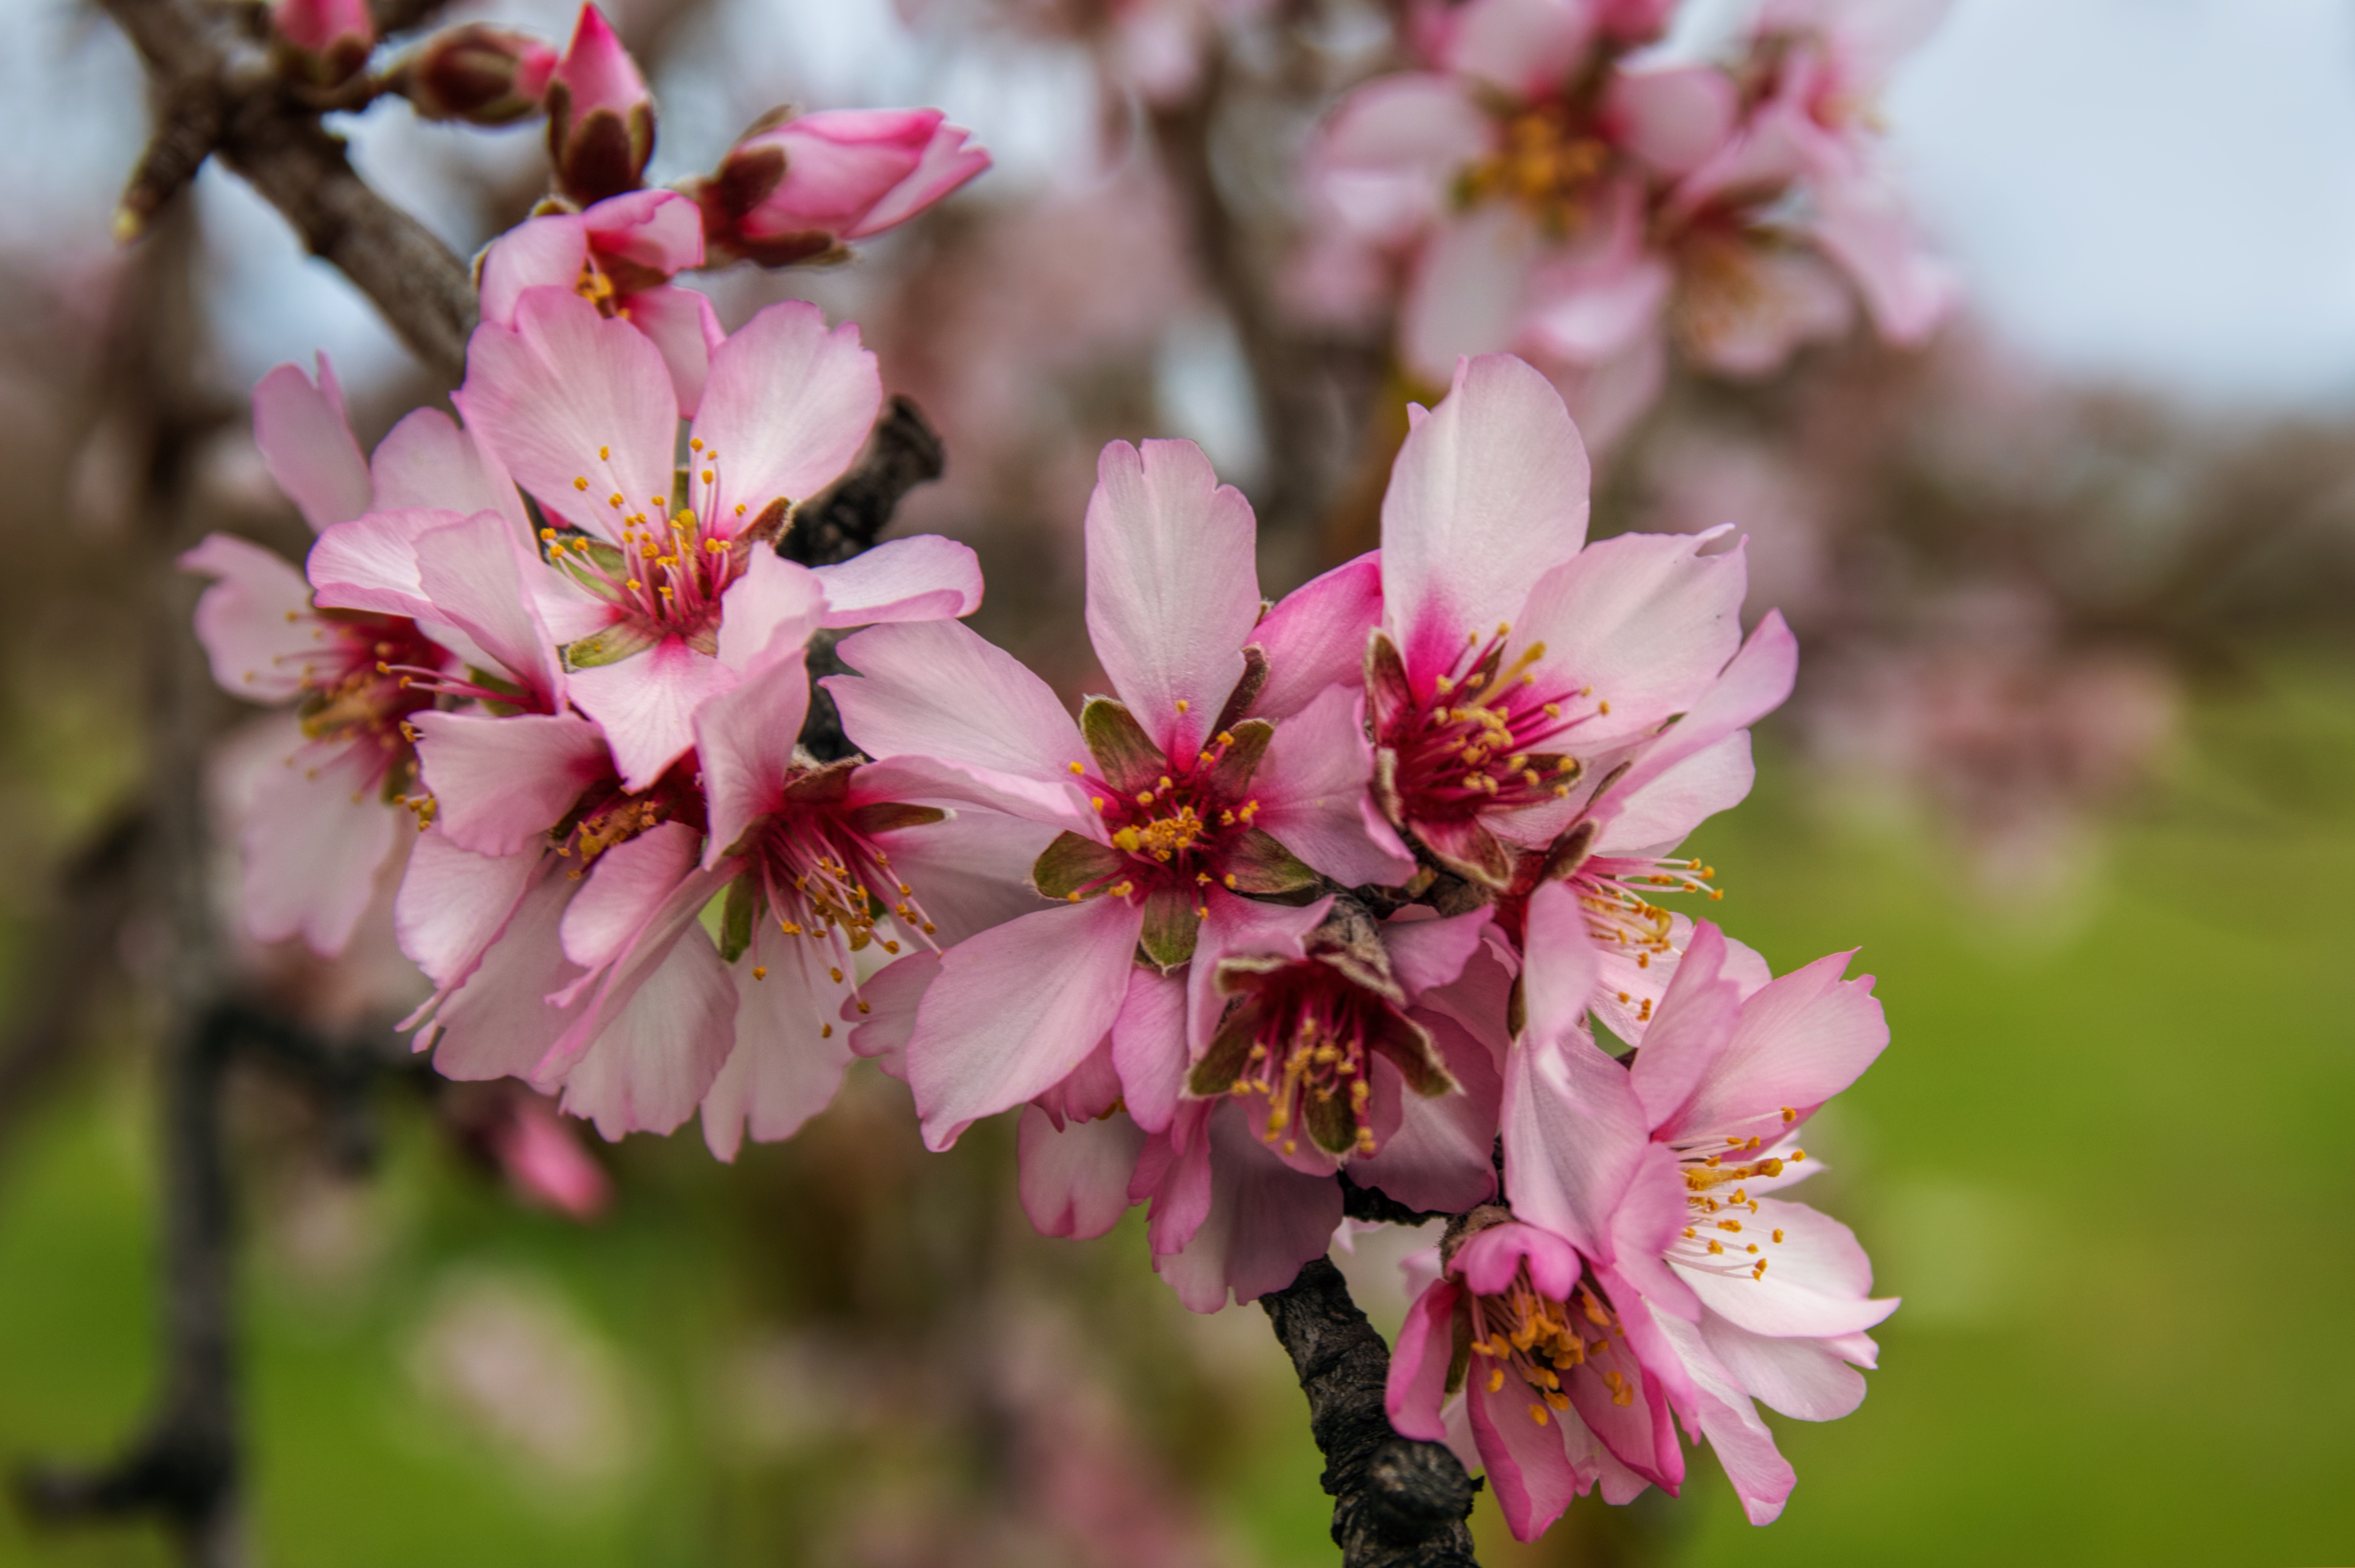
xmin=549 ymin=437 xmax=784 ymax=652
xmin=1670 ymin=1134 xmax=1806 ymax=1283
xmin=1225 ymin=977 xmax=1380 ymax=1159
xmin=1463 ymin=104 xmax=1614 ymax=232
xmin=1384 ymin=627 xmax=1599 ymax=822
xmin=548 ymin=758 xmax=706 ymax=869
xmin=1464 ymin=1265 xmax=1637 ymax=1424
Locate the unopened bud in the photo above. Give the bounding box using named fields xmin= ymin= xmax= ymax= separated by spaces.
xmin=544 ymin=4 xmax=655 ymax=207
xmin=388 ymin=24 xmax=559 ymax=126
xmin=689 ymin=106 xmax=989 ymax=269
xmin=270 ymin=0 xmax=375 ymax=88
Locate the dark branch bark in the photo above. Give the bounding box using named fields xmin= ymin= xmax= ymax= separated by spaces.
xmin=98 ymin=0 xmax=478 ymax=380
xmin=1262 ymin=1258 xmax=1480 ymax=1568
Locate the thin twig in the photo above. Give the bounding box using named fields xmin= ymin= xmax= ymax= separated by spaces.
xmin=1262 ymin=1258 xmax=1481 ymax=1568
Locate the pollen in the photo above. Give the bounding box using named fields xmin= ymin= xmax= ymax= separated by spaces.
xmin=573 ymin=476 xmax=589 ymax=491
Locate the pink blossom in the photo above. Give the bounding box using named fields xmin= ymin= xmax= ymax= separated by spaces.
xmin=1363 ymin=354 xmax=1791 ymax=1038
xmin=694 ymin=109 xmax=991 ymax=269
xmin=485 ymin=1089 xmax=614 ymax=1217
xmin=272 ymin=0 xmax=374 ymax=85
xmin=825 ymin=437 xmax=1413 ymax=1153
xmin=544 ymin=4 xmax=654 ymax=207
xmin=477 ymin=190 xmax=722 ymax=416
xmin=453 ymin=286 xmax=979 ymax=792
xmin=1491 ymin=882 xmax=1896 ymax=1527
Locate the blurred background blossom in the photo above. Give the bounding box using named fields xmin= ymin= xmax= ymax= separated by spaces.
xmin=2 ymin=0 xmax=2355 ymax=1563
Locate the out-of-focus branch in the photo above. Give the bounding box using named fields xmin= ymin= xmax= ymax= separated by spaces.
xmin=99 ymin=0 xmax=477 ymax=379
xmin=1262 ymin=1258 xmax=1481 ymax=1568
xmin=0 ymin=810 xmax=147 ymax=1154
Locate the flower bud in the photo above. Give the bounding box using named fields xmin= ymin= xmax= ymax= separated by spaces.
xmin=388 ymin=24 xmax=559 ymax=126
xmin=270 ymin=0 xmax=375 ymax=88
xmin=691 ymin=107 xmax=989 ymax=268
xmin=544 ymin=5 xmax=655 ymax=207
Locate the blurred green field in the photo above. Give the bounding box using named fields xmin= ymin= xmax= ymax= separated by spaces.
xmin=2 ymin=661 xmax=2351 ymax=1567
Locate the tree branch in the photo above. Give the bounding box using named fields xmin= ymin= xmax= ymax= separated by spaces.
xmin=1262 ymin=1258 xmax=1481 ymax=1568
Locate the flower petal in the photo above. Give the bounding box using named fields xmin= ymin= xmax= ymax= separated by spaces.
xmin=713 ymin=548 xmax=828 ymax=678
xmin=1660 ymin=945 xmax=1885 ymax=1146
xmin=690 ymin=300 xmax=880 ymax=537
xmin=1677 ymin=1198 xmax=1898 ymax=1339
xmin=238 ymin=736 xmax=397 ymax=956
xmin=1017 ymin=1103 xmax=1147 ymax=1238
xmin=1399 ymin=207 xmax=1538 ymax=387
xmin=556 ymin=922 xmax=736 ymax=1139
xmin=414 ymin=710 xmax=609 ymax=858
xmin=1247 ymin=549 xmax=1382 ymax=722
xmin=828 ymin=618 xmax=1087 ymax=786
xmin=1149 ymin=1101 xmax=1343 ymax=1312
xmin=618 ymin=282 xmax=725 ymax=417
xmin=558 ymin=819 xmax=701 ymax=975
xmin=413 ymin=508 xmax=570 ymax=707
xmin=1309 ymin=74 xmax=1491 ymax=244
xmin=1112 ymin=964 xmax=1189 ymax=1134
xmin=813 ymin=533 xmax=983 ymax=627
xmin=1518 ymin=530 xmax=1746 ymax=748
xmin=252 ymin=356 xmax=370 ymax=532
xmin=367 ymin=407 xmax=511 ymax=519
xmin=395 ymin=830 xmax=547 ymax=990
xmin=1385 ymin=1278 xmax=1465 ymax=1440
xmin=565 ymin=635 xmax=740 ymax=792
xmin=690 ymin=655 xmax=809 ymax=865
xmin=181 ymin=533 xmax=319 ymax=704
xmin=701 ymin=918 xmax=855 ymax=1159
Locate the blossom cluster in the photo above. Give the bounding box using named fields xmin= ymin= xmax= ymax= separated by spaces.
xmin=189 ymin=2 xmax=1898 ymax=1543
xmin=1298 ymin=0 xmax=1956 ymax=445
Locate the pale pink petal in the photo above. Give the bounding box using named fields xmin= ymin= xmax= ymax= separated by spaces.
xmin=713 ymin=549 xmax=828 ymax=678
xmin=252 ymin=357 xmax=370 ymax=532
xmin=1247 ymin=549 xmax=1380 ymax=722
xmin=737 ymin=108 xmax=937 ymax=238
xmin=1131 ymin=1107 xmax=1214 ymax=1257
xmin=1502 ymin=999 xmax=1646 ymax=1258
xmin=305 ymin=508 xmax=448 ymax=619
xmin=558 ymin=819 xmax=701 ymax=974
xmin=1468 ymin=1365 xmax=1586 ymax=1542
xmin=1018 ymin=1104 xmax=1147 ymax=1239
xmin=1352 ymin=1012 xmax=1500 ymax=1212
xmin=420 ymin=869 xmax=580 ymax=1082
xmin=1111 ymin=965 xmax=1189 ymax=1134
xmin=566 ymin=636 xmax=740 ymax=792
xmin=619 ymin=283 xmax=725 ymax=417
xmin=1595 ymin=731 xmax=1754 ymax=854
xmin=555 ymin=924 xmax=736 ymax=1139
xmin=538 ymin=859 xmax=736 ymax=1078
xmin=1034 ymin=1032 xmax=1121 ymax=1126
xmin=1673 ymin=98 xmax=1814 ymax=215
xmin=581 ymin=187 xmax=704 ymax=276
xmin=490 ymin=1092 xmax=612 ymax=1218
xmin=689 ymin=301 xmax=880 ymax=538
xmin=368 ymin=407 xmax=508 ymax=518
xmin=1517 ymin=530 xmax=1746 ymax=747
xmin=844 ymin=949 xmax=935 ymax=1078
xmin=1811 ymin=171 xmax=1958 ymax=347
xmin=828 ymin=618 xmax=1087 ymax=785
xmin=1524 ymin=247 xmax=1673 ymax=367
xmin=1603 ymin=66 xmax=1738 ymax=178
xmin=477 ymin=212 xmax=592 ymax=327
xmin=1385 ymin=1279 xmax=1464 ymax=1441
xmin=848 ymin=119 xmax=991 ymax=234
xmin=701 ymin=918 xmax=855 ymax=1159
xmin=1683 ymin=248 xmax=1853 ymax=378
xmin=1382 ymin=906 xmax=1491 ymax=999
xmin=1151 ymin=1102 xmax=1343 ymax=1312
xmin=1250 ymin=684 xmax=1415 ymax=886
xmin=1661 ymin=946 xmax=1885 ymax=1144
xmin=690 ymin=656 xmax=808 ymax=864
xmin=1084 ymin=438 xmax=1260 ymax=758
xmin=412 ymin=711 xmax=607 ymax=858
xmin=414 ymin=509 xmax=569 ymax=706
xmin=395 ymin=831 xmax=545 ymax=990
xmin=1589 ymin=611 xmax=1796 ymax=844
xmin=1399 ymin=207 xmax=1538 ymax=387
xmin=1601 ymin=1144 xmax=1701 ymax=1319
xmin=1650 ymin=1312 xmax=1795 ymax=1526
xmin=1517 ymin=880 xmax=1600 ymax=1048
xmin=181 ymin=533 xmax=319 ymax=703
xmin=1309 ymin=75 xmax=1492 ymax=244
xmin=1437 ymin=0 xmax=1594 ymax=99
xmin=905 ymin=895 xmax=1143 ymax=1151
xmin=1624 ymin=920 xmax=1743 ymax=1129
xmin=238 ymin=737 xmax=397 ymax=955
xmin=454 ymin=287 xmax=675 ymax=541
xmin=854 ymin=795 xmax=1059 ymax=946
xmin=1381 ymin=353 xmax=1591 ymax=684
xmin=1699 ymin=1312 xmax=1867 ymax=1422
xmin=813 ymin=534 xmax=983 ymax=628
xmin=1677 ymin=1198 xmax=1896 ymax=1338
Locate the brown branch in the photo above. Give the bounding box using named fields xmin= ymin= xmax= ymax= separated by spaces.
xmin=1262 ymin=1258 xmax=1481 ymax=1568
xmin=99 ymin=0 xmax=478 ymax=380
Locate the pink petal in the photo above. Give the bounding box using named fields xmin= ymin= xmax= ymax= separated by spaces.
xmin=413 ymin=508 xmax=570 ymax=707
xmin=181 ymin=533 xmax=318 ymax=703
xmin=1517 ymin=530 xmax=1746 ymax=748
xmin=1250 ymin=684 xmax=1415 ymax=886
xmin=1150 ymin=1101 xmax=1343 ymax=1312
xmin=905 ymin=895 xmax=1143 ymax=1150
xmin=853 ymin=793 xmax=1058 ymax=946
xmin=738 ymin=109 xmax=938 ymax=238
xmin=581 ymin=187 xmax=704 ymax=277
xmin=828 ymin=618 xmax=1087 ymax=786
xmin=555 ymin=923 xmax=735 ymax=1139
xmin=1352 ymin=1012 xmax=1500 ymax=1212
xmin=1185 ymin=888 xmax=1329 ymax=1056
xmin=558 ymin=818 xmax=700 ymax=974
xmin=1309 ymin=74 xmax=1492 ymax=244
xmin=1084 ymin=438 xmax=1260 ymax=759
xmin=477 ymin=212 xmax=592 ymax=327
xmin=1810 ymin=170 xmax=1959 ymax=347
xmin=538 ymin=857 xmax=735 ymax=1078
xmin=701 ymin=919 xmax=855 ymax=1159
xmin=690 ymin=655 xmax=809 ymax=865
xmin=1652 ymin=1312 xmax=1796 ymax=1525
xmin=1399 ymin=206 xmax=1537 ymax=386
xmin=413 ymin=711 xmax=607 ymax=858
xmin=454 ymin=286 xmax=675 ymax=542
xmin=1602 ymin=66 xmax=1738 ymax=178
xmin=1437 ymin=0 xmax=1594 ymax=99
xmin=238 ymin=736 xmax=397 ymax=955
xmin=1517 ymin=880 xmax=1600 ymax=1047
xmin=1385 ymin=1279 xmax=1464 ymax=1440
xmin=689 ymin=301 xmax=880 ymax=540
xmin=1502 ymin=1016 xmax=1647 ymax=1260
xmin=844 ymin=949 xmax=936 ymax=1078
xmin=1017 ymin=1103 xmax=1147 ymax=1238
xmin=1588 ymin=611 xmax=1796 ymax=844
xmin=418 ymin=867 xmax=581 ymax=1082
xmin=394 ymin=830 xmax=546 ymax=990
xmin=1247 ymin=549 xmax=1381 ymax=722
xmin=1111 ymin=965 xmax=1188 ymax=1134
xmin=1380 ymin=353 xmax=1591 ymax=686
xmin=305 ymin=508 xmax=451 ymax=619
xmin=1521 ymin=189 xmax=1673 ymax=365
xmin=566 ymin=636 xmax=740 ymax=792
xmin=1132 ymin=1107 xmax=1214 ymax=1256
xmin=1624 ymin=920 xmax=1743 ymax=1130
xmin=550 ymin=3 xmax=647 ymax=120
xmin=1677 ymin=1198 xmax=1897 ymax=1338
xmin=618 ymin=283 xmax=725 ymax=417
xmin=1682 ymin=248 xmax=1853 ymax=378
xmin=1699 ymin=1311 xmax=1867 ymax=1422
xmin=1468 ymin=1364 xmax=1586 ymax=1542
xmin=1594 ymin=731 xmax=1754 ymax=854
xmin=846 ymin=118 xmax=990 ymax=238
xmin=1381 ymin=906 xmax=1491 ymax=999
xmin=251 ymin=357 xmax=370 ymax=532
xmin=1661 ymin=945 xmax=1885 ymax=1145
xmin=713 ymin=549 xmax=827 ymax=679
xmin=367 ymin=407 xmax=509 ymax=519
xmin=813 ymin=534 xmax=983 ymax=628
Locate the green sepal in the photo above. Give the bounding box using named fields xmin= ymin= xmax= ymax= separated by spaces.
xmin=1444 ymin=1297 xmax=1473 ymax=1396
xmin=719 ymin=875 xmax=758 ymax=964
xmin=1197 ymin=718 xmax=1274 ymax=799
xmin=563 ymin=619 xmax=662 ymax=670
xmin=1218 ymin=827 xmax=1319 ymax=896
xmin=1365 ymin=629 xmax=1413 ymax=731
xmin=1305 ymin=1085 xmax=1358 ymax=1154
xmin=1213 ymin=642 xmax=1271 ymax=733
xmin=1137 ymin=883 xmax=1201 ymax=971
xmin=1081 ymin=697 xmax=1165 ymax=795
xmin=1033 ymin=831 xmax=1125 ymax=900
xmin=846 ymin=802 xmax=946 ymax=837
xmin=1365 ymin=1004 xmax=1458 ymax=1099
xmin=1186 ymin=996 xmax=1267 ymax=1097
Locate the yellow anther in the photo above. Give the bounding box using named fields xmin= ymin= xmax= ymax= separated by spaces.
xmin=573 ymin=476 xmax=589 ymax=491
xmin=1068 ymin=761 xmax=1085 ymax=775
